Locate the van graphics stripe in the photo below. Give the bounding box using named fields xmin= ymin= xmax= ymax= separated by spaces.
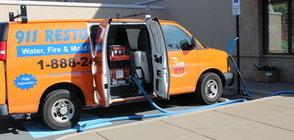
xmin=14 ymin=74 xmax=37 ymax=90
xmin=16 ymin=43 xmax=90 ymax=57
xmin=170 ymin=57 xmax=187 ymax=77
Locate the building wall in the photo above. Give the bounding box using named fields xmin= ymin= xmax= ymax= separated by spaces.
xmin=238 ymin=0 xmax=261 ymax=80
xmin=163 ymin=0 xmax=236 ymax=51
xmin=163 ymin=0 xmax=294 ymax=82
xmin=31 ymin=0 xmax=145 ymax=4
xmin=0 ymin=4 xmax=167 ymax=22
xmin=27 ymin=0 xmax=165 ymax=6
xmin=239 ymin=0 xmax=294 ymax=82
xmin=1 ymin=0 xmax=294 ymax=82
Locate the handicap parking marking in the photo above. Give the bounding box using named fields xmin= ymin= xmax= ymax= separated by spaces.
xmin=22 ymin=113 xmax=111 ymax=138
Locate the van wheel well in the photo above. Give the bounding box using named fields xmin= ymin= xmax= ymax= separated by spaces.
xmin=39 ymin=83 xmax=85 ymax=111
xmin=199 ymin=69 xmax=225 ymax=87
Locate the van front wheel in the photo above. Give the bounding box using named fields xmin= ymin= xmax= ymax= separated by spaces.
xmin=195 ymin=72 xmax=223 ymax=105
xmin=41 ymin=89 xmax=82 ymax=130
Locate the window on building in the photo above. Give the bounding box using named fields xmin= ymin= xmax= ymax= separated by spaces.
xmin=161 ymin=25 xmax=192 ymax=50
xmin=265 ymin=0 xmax=294 ymax=54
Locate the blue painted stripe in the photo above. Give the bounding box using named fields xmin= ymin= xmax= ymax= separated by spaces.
xmin=17 ymin=43 xmax=91 ymax=57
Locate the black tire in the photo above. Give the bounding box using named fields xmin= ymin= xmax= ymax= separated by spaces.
xmin=40 ymin=89 xmax=82 ymax=130
xmin=195 ymin=72 xmax=223 ymax=104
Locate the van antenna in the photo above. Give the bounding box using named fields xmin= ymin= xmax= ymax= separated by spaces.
xmin=9 ymin=5 xmax=28 ymax=23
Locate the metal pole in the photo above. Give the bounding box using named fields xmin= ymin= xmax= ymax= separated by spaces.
xmin=236 ymin=15 xmax=240 ymax=95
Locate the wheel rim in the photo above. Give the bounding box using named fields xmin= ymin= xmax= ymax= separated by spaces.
xmin=205 ymin=79 xmax=218 ymax=99
xmin=51 ymin=99 xmax=75 ymax=123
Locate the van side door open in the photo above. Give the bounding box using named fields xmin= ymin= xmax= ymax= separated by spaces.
xmin=91 ymin=19 xmax=112 ymax=107
xmin=146 ymin=18 xmax=169 ymax=99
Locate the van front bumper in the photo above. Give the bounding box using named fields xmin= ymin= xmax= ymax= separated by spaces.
xmin=223 ymin=72 xmax=234 ymax=86
xmin=0 ymin=104 xmax=8 ymax=116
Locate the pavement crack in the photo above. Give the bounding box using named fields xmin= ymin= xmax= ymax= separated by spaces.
xmin=214 ymin=110 xmax=294 ymax=133
xmin=259 ymin=101 xmax=294 ymax=110
xmin=160 ymin=120 xmax=216 ymax=140
xmin=96 ymin=132 xmax=110 ymax=140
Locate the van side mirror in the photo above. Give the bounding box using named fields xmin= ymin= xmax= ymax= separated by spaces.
xmin=180 ymin=38 xmax=195 ymax=50
xmin=180 ymin=39 xmax=189 ymax=50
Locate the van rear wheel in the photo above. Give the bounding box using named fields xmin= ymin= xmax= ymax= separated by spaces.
xmin=41 ymin=89 xmax=82 ymax=130
xmin=195 ymin=72 xmax=223 ymax=104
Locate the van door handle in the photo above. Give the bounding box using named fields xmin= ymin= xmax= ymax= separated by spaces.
xmin=154 ymin=55 xmax=162 ymax=63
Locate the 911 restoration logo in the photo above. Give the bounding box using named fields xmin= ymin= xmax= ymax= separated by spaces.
xmin=170 ymin=57 xmax=187 ymax=77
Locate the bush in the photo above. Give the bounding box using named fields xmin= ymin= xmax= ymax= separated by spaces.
xmin=253 ymin=64 xmax=278 ymax=71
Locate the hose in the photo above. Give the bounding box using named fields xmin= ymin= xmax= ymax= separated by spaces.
xmin=81 ymin=79 xmax=294 ymax=132
xmin=133 ymin=77 xmax=174 ymax=114
xmin=77 ymin=99 xmax=245 ymax=132
xmin=266 ymin=90 xmax=294 ymax=97
xmin=77 ymin=77 xmax=247 ymax=132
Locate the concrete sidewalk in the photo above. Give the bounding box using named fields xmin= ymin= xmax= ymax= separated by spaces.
xmin=244 ymin=80 xmax=294 ymax=94
xmin=224 ymin=79 xmax=294 ymax=99
xmin=58 ymin=95 xmax=294 ymax=140
xmin=58 ymin=80 xmax=294 ymax=140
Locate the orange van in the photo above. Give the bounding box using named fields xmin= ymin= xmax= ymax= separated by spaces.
xmin=0 ymin=16 xmax=233 ymax=130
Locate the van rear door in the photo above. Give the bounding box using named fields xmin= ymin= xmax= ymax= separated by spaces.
xmin=146 ymin=18 xmax=169 ymax=99
xmin=91 ymin=19 xmax=111 ymax=107
xmin=0 ymin=23 xmax=7 ymax=105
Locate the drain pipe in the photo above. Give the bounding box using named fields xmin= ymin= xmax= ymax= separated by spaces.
xmin=133 ymin=0 xmax=161 ymax=5
xmin=0 ymin=1 xmax=166 ymax=10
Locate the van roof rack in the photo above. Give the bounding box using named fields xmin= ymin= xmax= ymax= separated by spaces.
xmin=9 ymin=5 xmax=28 ymax=23
xmin=116 ymin=5 xmax=151 ymax=19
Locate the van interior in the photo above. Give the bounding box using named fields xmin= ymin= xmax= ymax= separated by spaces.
xmin=91 ymin=24 xmax=154 ymax=99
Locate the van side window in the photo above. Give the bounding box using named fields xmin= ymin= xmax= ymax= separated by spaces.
xmin=161 ymin=25 xmax=192 ymax=50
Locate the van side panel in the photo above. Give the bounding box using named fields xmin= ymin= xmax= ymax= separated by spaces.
xmin=167 ymin=50 xmax=199 ymax=95
xmin=162 ymin=22 xmax=200 ymax=95
xmin=198 ymin=48 xmax=228 ymax=74
xmin=0 ymin=61 xmax=6 ymax=105
xmin=6 ymin=22 xmax=95 ymax=114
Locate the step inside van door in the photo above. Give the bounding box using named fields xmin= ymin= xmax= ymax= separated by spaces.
xmin=146 ymin=17 xmax=169 ymax=99
xmin=91 ymin=18 xmax=112 ymax=107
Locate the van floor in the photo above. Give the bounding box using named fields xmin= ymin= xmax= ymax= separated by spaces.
xmin=110 ymin=85 xmax=141 ymax=99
